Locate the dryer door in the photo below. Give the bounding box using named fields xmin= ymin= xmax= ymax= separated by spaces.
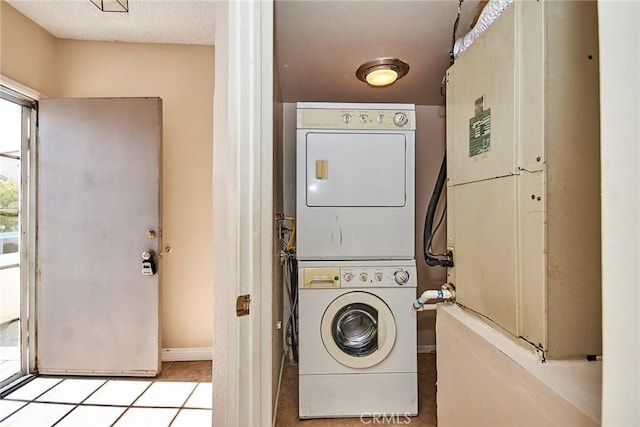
xmin=321 ymin=291 xmax=396 ymax=369
xmin=305 ymin=132 xmax=407 ymax=207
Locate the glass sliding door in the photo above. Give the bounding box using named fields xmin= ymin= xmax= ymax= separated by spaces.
xmin=0 ymin=86 xmax=35 ymax=388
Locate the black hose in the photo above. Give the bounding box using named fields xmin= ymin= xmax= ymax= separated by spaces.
xmin=289 ymin=255 xmax=299 ymax=363
xmin=424 ymin=155 xmax=454 ymax=268
xmin=449 ymin=0 xmax=464 ymax=65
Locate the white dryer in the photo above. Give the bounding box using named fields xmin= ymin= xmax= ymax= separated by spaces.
xmin=296 ymin=103 xmax=415 ymax=260
xmin=298 ymin=260 xmax=418 ymax=419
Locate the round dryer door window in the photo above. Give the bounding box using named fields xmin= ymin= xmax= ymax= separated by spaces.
xmin=321 ymin=291 xmax=396 ymax=369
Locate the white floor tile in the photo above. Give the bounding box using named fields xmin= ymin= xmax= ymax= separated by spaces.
xmin=113 ymin=407 xmax=178 ymax=427
xmin=55 ymin=405 xmax=126 ymax=427
xmin=36 ymin=379 xmax=105 ymax=404
xmin=170 ymin=409 xmax=212 ymax=427
xmin=84 ymin=380 xmax=151 ymax=406
xmin=133 ymin=382 xmax=197 ymax=408
xmin=0 ymin=402 xmax=73 ymax=427
xmin=184 ymin=383 xmax=212 ymax=409
xmin=0 ymin=401 xmax=26 ymax=421
xmin=3 ymin=378 xmax=62 ymax=401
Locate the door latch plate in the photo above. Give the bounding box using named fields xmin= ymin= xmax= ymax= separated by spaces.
xmin=236 ymin=294 xmax=251 ymax=316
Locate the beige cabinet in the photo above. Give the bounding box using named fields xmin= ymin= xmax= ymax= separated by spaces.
xmin=445 ymin=0 xmax=601 ymax=359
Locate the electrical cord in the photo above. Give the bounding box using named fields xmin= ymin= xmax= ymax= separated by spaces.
xmin=276 ymin=213 xmax=298 ymax=361
xmin=424 ymin=155 xmax=454 ymax=268
xmin=291 ymin=258 xmax=298 ymax=362
xmin=427 ymin=205 xmax=447 ymax=257
xmin=449 ymin=0 xmax=464 ymax=65
xmin=283 ymin=252 xmax=299 ymax=362
xmin=284 ymin=217 xmax=296 ymax=251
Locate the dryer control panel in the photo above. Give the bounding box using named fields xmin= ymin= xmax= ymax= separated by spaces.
xmin=297 ymin=103 xmax=416 ymax=130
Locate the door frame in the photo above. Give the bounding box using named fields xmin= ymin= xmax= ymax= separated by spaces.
xmin=0 ymin=76 xmax=39 ymax=386
xmin=212 ymin=1 xmax=274 ymax=425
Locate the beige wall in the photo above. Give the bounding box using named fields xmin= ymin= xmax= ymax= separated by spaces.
xmin=1 ymin=3 xmax=214 ymax=349
xmin=415 ymin=105 xmax=447 ymax=349
xmin=282 ymin=103 xmax=296 ymax=217
xmin=55 ymin=40 xmax=214 ymax=348
xmin=0 ymin=2 xmax=57 ymax=96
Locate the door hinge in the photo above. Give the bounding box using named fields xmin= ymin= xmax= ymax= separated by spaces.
xmin=236 ymin=294 xmax=251 ymax=317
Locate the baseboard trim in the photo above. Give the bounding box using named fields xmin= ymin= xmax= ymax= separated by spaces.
xmin=418 ymin=344 xmax=437 ymax=354
xmin=161 ymin=347 xmax=213 ymax=362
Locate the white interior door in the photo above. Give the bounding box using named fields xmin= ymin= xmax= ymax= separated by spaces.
xmin=37 ymin=97 xmax=162 ymax=376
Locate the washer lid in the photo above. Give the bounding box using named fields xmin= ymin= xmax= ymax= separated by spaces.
xmin=321 ymin=291 xmax=396 ymax=369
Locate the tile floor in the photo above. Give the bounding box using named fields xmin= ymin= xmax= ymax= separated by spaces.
xmin=1 ymin=355 xmax=435 ymax=426
xmin=0 ymin=361 xmax=212 ymax=427
xmin=275 ymin=353 xmax=437 ymax=426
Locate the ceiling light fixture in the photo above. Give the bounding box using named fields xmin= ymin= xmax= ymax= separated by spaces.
xmin=356 ymin=57 xmax=410 ymax=87
xmin=90 ymin=0 xmax=128 ymax=13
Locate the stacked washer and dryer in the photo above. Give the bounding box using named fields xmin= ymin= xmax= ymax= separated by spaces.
xmin=296 ymin=103 xmax=418 ymax=419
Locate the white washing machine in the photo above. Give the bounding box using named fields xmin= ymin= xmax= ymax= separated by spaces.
xmin=296 ymin=103 xmax=415 ymax=260
xmin=298 ymin=260 xmax=418 ymax=419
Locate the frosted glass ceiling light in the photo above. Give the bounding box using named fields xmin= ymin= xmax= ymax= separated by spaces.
xmin=90 ymin=0 xmax=128 ymax=13
xmin=356 ymin=58 xmax=409 ymax=87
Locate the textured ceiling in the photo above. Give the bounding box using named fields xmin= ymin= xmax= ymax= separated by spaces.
xmin=275 ymin=0 xmax=480 ymax=106
xmin=7 ymin=0 xmax=481 ymax=106
xmin=6 ymin=0 xmax=216 ymax=45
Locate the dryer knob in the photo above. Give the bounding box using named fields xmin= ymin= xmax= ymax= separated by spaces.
xmin=394 ymin=270 xmax=410 ymax=285
xmin=393 ymin=112 xmax=409 ymax=127
xmin=342 ymin=113 xmax=352 ymax=124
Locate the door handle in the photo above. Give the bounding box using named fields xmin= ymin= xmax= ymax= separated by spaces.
xmin=315 ymin=160 xmax=328 ymax=179
xmin=307 ymin=277 xmax=338 ymax=288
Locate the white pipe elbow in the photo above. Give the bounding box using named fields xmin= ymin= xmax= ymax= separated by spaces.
xmin=412 ymin=288 xmax=455 ymax=311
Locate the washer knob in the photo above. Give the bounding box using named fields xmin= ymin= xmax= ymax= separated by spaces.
xmin=374 ymin=272 xmax=383 ymax=282
xmin=342 ymin=113 xmax=352 ymax=124
xmin=394 ymin=270 xmax=410 ymax=285
xmin=359 ymin=114 xmax=369 ymax=124
xmin=344 ymin=273 xmax=354 ymax=282
xmin=393 ymin=112 xmax=409 ymax=127
xmin=359 ymin=273 xmax=368 ymax=282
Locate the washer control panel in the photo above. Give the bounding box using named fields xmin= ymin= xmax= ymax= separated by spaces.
xmin=300 ymin=265 xmax=416 ymax=289
xmin=342 ymin=266 xmax=415 ymax=287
